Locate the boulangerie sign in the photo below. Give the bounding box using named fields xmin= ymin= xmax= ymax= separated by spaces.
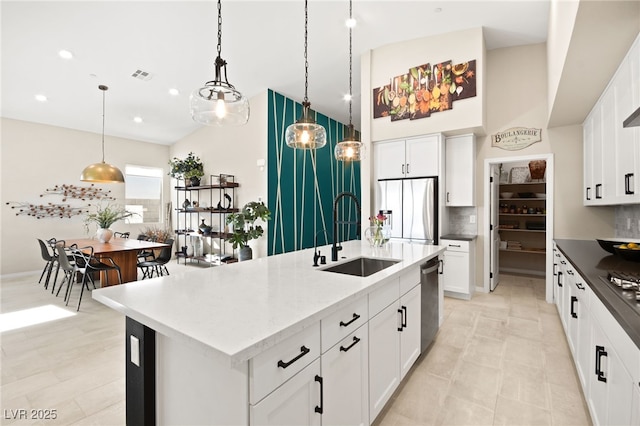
xmin=491 ymin=127 xmax=542 ymax=150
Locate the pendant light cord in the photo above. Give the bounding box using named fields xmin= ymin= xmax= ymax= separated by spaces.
xmin=348 ymin=0 xmax=353 ymax=127
xmin=99 ymin=85 xmax=108 ymax=163
xmin=217 ymin=0 xmax=222 ymax=58
xmin=304 ymin=0 xmax=309 ymax=103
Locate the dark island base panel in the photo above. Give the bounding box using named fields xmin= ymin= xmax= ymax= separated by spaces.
xmin=126 ymin=317 xmax=156 ymax=425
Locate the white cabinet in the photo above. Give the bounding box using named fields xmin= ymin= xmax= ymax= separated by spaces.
xmin=322 ymin=327 xmax=369 ymax=426
xmin=441 ymin=239 xmax=475 ymax=299
xmin=445 ymin=134 xmax=476 ymax=206
xmin=250 ymin=359 xmax=322 ymax=426
xmin=368 ymin=269 xmax=422 ymax=421
xmin=374 ymin=135 xmax=441 ymax=179
xmin=584 ymin=33 xmax=640 ymax=206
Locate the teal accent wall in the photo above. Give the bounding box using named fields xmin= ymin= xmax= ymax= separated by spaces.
xmin=267 ymin=89 xmax=361 ymax=256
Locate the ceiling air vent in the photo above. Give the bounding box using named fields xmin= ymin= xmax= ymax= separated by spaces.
xmin=131 ymin=69 xmax=153 ymax=81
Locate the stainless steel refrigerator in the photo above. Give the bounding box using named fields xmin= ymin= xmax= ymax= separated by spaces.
xmin=375 ymin=177 xmax=438 ymax=244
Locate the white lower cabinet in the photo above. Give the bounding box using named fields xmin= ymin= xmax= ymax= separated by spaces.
xmin=322 ymin=327 xmax=369 ymax=426
xmin=441 ymin=239 xmax=475 ymax=299
xmin=399 ymin=284 xmax=421 ymax=379
xmin=632 ymin=385 xmax=640 ymax=425
xmin=251 ymin=358 xmax=322 ymax=426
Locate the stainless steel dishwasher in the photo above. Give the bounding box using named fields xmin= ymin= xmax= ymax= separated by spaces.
xmin=421 ymin=256 xmax=440 ymax=352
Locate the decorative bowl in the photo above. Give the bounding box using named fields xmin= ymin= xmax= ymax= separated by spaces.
xmin=596 ymin=239 xmax=617 ymax=254
xmin=500 ymin=192 xmax=514 ymax=199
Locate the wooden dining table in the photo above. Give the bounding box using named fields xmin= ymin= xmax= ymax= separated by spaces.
xmin=63 ymin=238 xmax=169 ymax=285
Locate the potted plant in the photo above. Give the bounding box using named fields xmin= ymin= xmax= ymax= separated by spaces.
xmin=84 ymin=204 xmax=136 ymax=243
xmin=168 ymin=152 xmax=205 ymax=186
xmin=225 ymin=201 xmax=271 ymax=261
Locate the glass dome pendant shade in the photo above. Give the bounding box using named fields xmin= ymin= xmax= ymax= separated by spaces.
xmin=335 ymin=0 xmax=364 ymax=162
xmin=335 ymin=124 xmax=365 ymax=161
xmin=285 ymin=101 xmax=327 ymax=149
xmin=189 ymin=0 xmax=249 ymax=126
xmin=80 ymin=85 xmax=125 ymax=183
xmin=285 ymin=0 xmax=326 ymax=150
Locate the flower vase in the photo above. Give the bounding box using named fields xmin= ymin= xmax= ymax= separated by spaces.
xmin=96 ymin=228 xmax=113 ymax=243
xmin=364 ymin=226 xmax=390 ymax=247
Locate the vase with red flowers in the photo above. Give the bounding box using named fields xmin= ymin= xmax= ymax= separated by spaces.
xmin=365 ymin=213 xmax=391 ymax=247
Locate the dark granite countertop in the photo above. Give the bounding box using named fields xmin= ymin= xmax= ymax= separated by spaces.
xmin=440 ymin=234 xmax=477 ymax=241
xmin=555 ymin=239 xmax=640 ymax=349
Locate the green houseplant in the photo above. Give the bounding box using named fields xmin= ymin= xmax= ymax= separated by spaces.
xmin=168 ymin=152 xmax=205 ymax=186
xmin=226 ymin=201 xmax=271 ymax=261
xmin=84 ymin=204 xmax=136 ymax=243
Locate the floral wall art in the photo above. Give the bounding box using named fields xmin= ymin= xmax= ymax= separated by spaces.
xmin=373 ymin=59 xmax=476 ymax=121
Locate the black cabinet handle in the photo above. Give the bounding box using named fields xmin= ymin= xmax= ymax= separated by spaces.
xmin=570 ymin=296 xmax=578 ymax=319
xmin=560 ymin=260 xmax=566 ymax=265
xmin=625 ymin=173 xmax=634 ymax=195
xmin=277 ymin=346 xmax=310 ymax=369
xmin=576 ymin=282 xmax=585 ymax=290
xmin=438 ymin=259 xmax=444 ymax=274
xmin=448 ymin=244 xmax=461 ymax=248
xmin=339 ymin=313 xmax=360 ymax=328
xmin=397 ymin=308 xmax=404 ymax=331
xmin=557 ymin=271 xmax=563 ymax=288
xmin=595 ymin=345 xmax=607 ymax=383
xmin=401 ymin=306 xmax=407 ymax=328
xmin=339 ymin=336 xmax=361 ymax=352
xmin=567 ymin=269 xmax=574 ymax=275
xmin=553 ymin=263 xmax=557 ymax=276
xmin=402 ymin=164 xmax=405 ymax=175
xmin=407 ymin=163 xmax=410 ymax=174
xmin=586 ymin=187 xmax=591 ymax=201
xmin=595 ymin=183 xmax=602 ymax=199
xmin=314 ymin=375 xmax=323 ymax=414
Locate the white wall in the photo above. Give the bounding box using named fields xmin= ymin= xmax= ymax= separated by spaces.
xmin=169 ymin=91 xmax=269 ymax=259
xmin=0 ymin=118 xmax=171 ymax=275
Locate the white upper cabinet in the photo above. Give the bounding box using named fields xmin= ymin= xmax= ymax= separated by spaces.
xmin=374 ymin=135 xmax=441 ymax=180
xmin=584 ymin=33 xmax=640 ymax=206
xmin=445 ymin=134 xmax=476 ymax=206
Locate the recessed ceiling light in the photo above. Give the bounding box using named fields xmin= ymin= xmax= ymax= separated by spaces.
xmin=58 ymin=49 xmax=73 ymax=59
xmin=434 ymin=7 xmax=442 ymax=13
xmin=133 ymin=116 xmax=143 ymax=123
xmin=35 ymin=94 xmax=47 ymax=102
xmin=346 ymin=18 xmax=356 ymax=28
xmin=168 ymin=88 xmax=180 ymax=96
xmin=343 ymin=94 xmax=352 ymax=102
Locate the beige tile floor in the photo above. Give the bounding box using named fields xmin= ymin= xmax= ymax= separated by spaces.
xmin=1 ymin=266 xmax=591 ymax=425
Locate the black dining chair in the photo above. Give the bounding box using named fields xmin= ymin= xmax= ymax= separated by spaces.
xmin=136 ymin=233 xmax=155 ymax=262
xmin=37 ymin=238 xmax=63 ymax=290
xmin=138 ymin=238 xmax=174 ymax=279
xmin=68 ymin=245 xmax=122 ymax=311
xmin=114 ymin=231 xmax=130 ymax=238
xmin=55 ymin=244 xmax=78 ymax=302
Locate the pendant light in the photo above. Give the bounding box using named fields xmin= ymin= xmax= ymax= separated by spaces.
xmin=190 ymin=0 xmax=249 ymax=126
xmin=285 ymin=0 xmax=327 ymax=149
xmin=335 ymin=0 xmax=364 ymax=162
xmin=80 ymin=85 xmax=125 ymax=183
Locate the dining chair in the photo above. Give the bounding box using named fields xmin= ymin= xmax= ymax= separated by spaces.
xmin=37 ymin=238 xmax=63 ymax=290
xmin=138 ymin=238 xmax=174 ymax=279
xmin=136 ymin=233 xmax=155 ymax=262
xmin=68 ymin=245 xmax=122 ymax=311
xmin=55 ymin=244 xmax=78 ymax=302
xmin=114 ymin=231 xmax=130 ymax=238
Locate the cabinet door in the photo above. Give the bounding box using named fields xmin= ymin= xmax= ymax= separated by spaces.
xmin=399 ymin=284 xmax=421 ymax=379
xmin=445 ymin=134 xmax=475 ymax=206
xmin=374 ymin=140 xmax=406 ymax=179
xmin=441 ymin=250 xmax=469 ymax=294
xmin=589 ymin=321 xmax=634 ymax=426
xmin=575 ymin=279 xmax=592 ymax=390
xmin=583 ymin=116 xmax=595 ymax=205
xmin=555 ymin=255 xmax=567 ymax=331
xmin=368 ymin=302 xmax=401 ymax=421
xmin=600 ymin=88 xmax=617 ymax=203
xmin=406 ymin=136 xmax=439 ymax=177
xmin=322 ymin=327 xmax=369 ymax=426
xmin=251 ymin=359 xmax=322 ymax=426
xmin=592 ymin=104 xmax=604 ymax=204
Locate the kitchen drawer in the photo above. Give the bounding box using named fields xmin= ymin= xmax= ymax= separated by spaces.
xmin=399 ymin=264 xmax=420 ymax=296
xmin=321 ymin=296 xmax=368 ymax=353
xmin=369 ymin=277 xmax=399 ymax=319
xmin=250 ymin=322 xmax=321 ymax=404
xmin=440 ymin=239 xmax=469 ymax=253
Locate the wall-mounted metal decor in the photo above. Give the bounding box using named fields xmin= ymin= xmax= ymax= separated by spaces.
xmin=41 ymin=184 xmax=115 ymax=201
xmin=373 ymin=59 xmax=477 ymax=121
xmin=5 ymin=202 xmax=91 ymax=219
xmin=491 ymin=127 xmax=542 ymax=150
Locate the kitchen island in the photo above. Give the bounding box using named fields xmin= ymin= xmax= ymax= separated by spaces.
xmin=93 ymin=240 xmax=445 ymax=425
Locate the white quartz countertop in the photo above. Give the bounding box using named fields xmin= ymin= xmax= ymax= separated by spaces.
xmin=93 ymin=240 xmax=445 ymax=365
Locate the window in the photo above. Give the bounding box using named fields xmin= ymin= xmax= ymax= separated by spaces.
xmin=125 ymin=165 xmax=163 ymax=224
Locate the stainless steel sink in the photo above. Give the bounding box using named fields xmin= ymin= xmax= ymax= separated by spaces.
xmin=320 ymin=257 xmax=400 ymax=277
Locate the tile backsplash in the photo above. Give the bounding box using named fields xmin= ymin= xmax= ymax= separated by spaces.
xmin=447 ymin=207 xmax=478 ymax=235
xmin=615 ymin=204 xmax=640 ymax=238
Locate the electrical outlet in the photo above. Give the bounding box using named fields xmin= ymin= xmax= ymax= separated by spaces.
xmin=470 ymin=215 xmax=476 ymax=224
